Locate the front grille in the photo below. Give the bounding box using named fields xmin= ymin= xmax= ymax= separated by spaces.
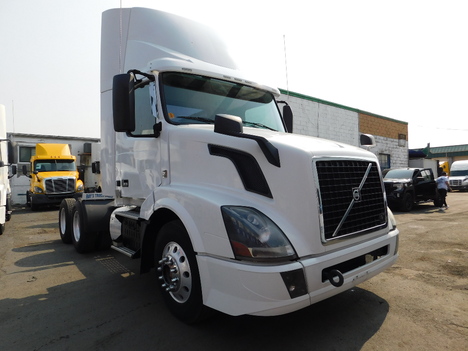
xmin=316 ymin=160 xmax=387 ymax=241
xmin=450 ymin=179 xmax=461 ymax=186
xmin=384 ymin=182 xmax=395 ymax=194
xmin=45 ymin=178 xmax=75 ymax=194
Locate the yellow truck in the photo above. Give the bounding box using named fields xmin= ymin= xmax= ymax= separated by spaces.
xmin=25 ymin=143 xmax=83 ymax=210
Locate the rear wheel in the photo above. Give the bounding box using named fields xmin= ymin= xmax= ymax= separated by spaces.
xmin=155 ymin=220 xmax=209 ymax=324
xmin=59 ymin=198 xmax=76 ymax=244
xmin=71 ymin=200 xmax=96 ymax=253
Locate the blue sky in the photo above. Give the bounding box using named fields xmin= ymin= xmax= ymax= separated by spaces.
xmin=1 ymin=0 xmax=467 ymax=148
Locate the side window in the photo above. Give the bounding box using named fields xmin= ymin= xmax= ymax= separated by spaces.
xmin=421 ymin=170 xmax=432 ymax=181
xmin=132 ymin=84 xmax=156 ymax=136
xmin=19 ymin=146 xmax=35 ymax=163
xmin=378 ymin=153 xmax=391 ymax=171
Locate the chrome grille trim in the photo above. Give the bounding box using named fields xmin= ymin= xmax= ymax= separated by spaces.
xmin=315 ymin=159 xmax=387 ymax=242
xmin=45 ymin=177 xmax=76 ymax=194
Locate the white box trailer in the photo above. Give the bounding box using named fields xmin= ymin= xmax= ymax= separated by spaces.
xmin=59 ymin=8 xmax=399 ymax=323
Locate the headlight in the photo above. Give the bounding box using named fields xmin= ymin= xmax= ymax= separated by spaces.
xmin=393 ymin=183 xmax=404 ymax=190
xmin=77 ymin=183 xmax=84 ymax=192
xmin=221 ymin=206 xmax=297 ymax=262
xmin=33 ymin=186 xmax=43 ymax=194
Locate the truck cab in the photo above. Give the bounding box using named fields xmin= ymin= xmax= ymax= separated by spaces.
xmin=60 ymin=8 xmax=399 ymax=324
xmin=25 ymin=143 xmax=83 ymax=210
xmin=449 ymin=160 xmax=468 ymax=191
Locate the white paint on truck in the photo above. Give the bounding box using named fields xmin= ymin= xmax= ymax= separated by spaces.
xmin=62 ymin=8 xmax=399 ymax=323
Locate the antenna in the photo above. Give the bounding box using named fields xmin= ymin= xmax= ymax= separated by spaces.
xmin=11 ymin=100 xmax=15 ymax=133
xmin=119 ymin=2 xmax=123 ymax=73
xmin=283 ymin=35 xmax=289 ymax=96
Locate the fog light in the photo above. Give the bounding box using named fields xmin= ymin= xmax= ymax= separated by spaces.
xmin=280 ymin=269 xmax=307 ymax=299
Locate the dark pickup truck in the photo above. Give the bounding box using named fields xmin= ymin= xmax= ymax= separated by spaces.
xmin=383 ymin=168 xmax=441 ymax=211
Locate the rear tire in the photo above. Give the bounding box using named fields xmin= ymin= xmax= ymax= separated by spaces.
xmin=155 ymin=220 xmax=210 ymax=324
xmin=59 ymin=198 xmax=76 ymax=244
xmin=71 ymin=200 xmax=96 ymax=253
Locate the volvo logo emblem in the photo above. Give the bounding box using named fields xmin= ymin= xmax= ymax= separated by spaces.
xmin=352 ymin=187 xmax=361 ymax=202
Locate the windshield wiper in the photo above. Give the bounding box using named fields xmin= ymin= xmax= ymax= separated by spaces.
xmin=242 ymin=121 xmax=277 ymax=131
xmin=177 ymin=116 xmax=214 ymax=124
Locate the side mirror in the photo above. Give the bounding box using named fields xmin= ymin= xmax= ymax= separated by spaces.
xmin=214 ymin=114 xmax=243 ymax=135
xmin=360 ymin=134 xmax=376 ymax=147
xmin=7 ymin=141 xmax=14 ymax=165
xmin=92 ymin=161 xmax=101 ymax=174
xmin=282 ymin=105 xmax=293 ymax=133
xmin=9 ymin=164 xmax=17 ymax=179
xmin=112 ymin=73 xmax=136 ymax=132
xmin=0 ymin=161 xmax=4 ymax=167
xmin=22 ymin=165 xmax=32 ymax=178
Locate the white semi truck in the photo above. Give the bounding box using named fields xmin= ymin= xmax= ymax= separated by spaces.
xmin=0 ymin=105 xmax=12 ymax=234
xmin=59 ymin=7 xmax=399 ymax=323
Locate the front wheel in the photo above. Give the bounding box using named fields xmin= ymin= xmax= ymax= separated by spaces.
xmin=154 ymin=220 xmax=209 ymax=324
xmin=400 ymin=193 xmax=414 ymax=212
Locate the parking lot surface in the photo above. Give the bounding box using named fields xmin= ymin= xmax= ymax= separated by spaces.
xmin=0 ymin=193 xmax=467 ymax=350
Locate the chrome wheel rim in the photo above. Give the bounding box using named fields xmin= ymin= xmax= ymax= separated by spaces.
xmin=158 ymin=241 xmax=192 ymax=303
xmin=59 ymin=208 xmax=67 ymax=234
xmin=72 ymin=211 xmax=81 ymax=243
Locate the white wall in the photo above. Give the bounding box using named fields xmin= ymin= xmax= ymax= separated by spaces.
xmin=280 ymin=93 xmax=359 ymax=146
xmin=280 ymin=93 xmax=407 ymax=168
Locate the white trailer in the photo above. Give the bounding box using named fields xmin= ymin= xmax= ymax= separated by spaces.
xmin=59 ymin=8 xmax=399 ymax=323
xmin=0 ymin=105 xmax=12 ymax=234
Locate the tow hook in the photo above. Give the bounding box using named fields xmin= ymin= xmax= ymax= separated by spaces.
xmin=324 ymin=269 xmax=344 ymax=287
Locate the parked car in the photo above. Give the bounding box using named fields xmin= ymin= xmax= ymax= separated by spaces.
xmin=384 ymin=168 xmax=441 ymax=211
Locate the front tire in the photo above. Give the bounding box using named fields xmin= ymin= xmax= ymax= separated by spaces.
xmin=30 ymin=194 xmax=39 ymax=211
xmin=59 ymin=198 xmax=76 ymax=244
xmin=400 ymin=193 xmax=414 ymax=212
xmin=155 ymin=220 xmax=208 ymax=324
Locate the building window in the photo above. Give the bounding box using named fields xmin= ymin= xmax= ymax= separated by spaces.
xmin=19 ymin=146 xmax=35 ymax=163
xmin=378 ymin=153 xmax=391 ymax=170
xmin=398 ymin=134 xmax=407 ymax=147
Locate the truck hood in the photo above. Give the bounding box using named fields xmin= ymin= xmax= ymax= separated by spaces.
xmin=35 ymin=171 xmax=78 ymax=180
xmin=384 ymin=178 xmax=412 ymax=183
xmin=167 ymin=125 xmax=386 ymax=257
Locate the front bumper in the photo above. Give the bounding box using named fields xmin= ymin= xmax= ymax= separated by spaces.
xmin=31 ymin=192 xmax=82 ymax=205
xmin=197 ymin=229 xmax=399 ymax=316
xmin=384 ymin=191 xmax=404 ymax=207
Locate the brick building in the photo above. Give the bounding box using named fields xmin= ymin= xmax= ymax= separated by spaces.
xmin=279 ymin=90 xmax=408 ymax=169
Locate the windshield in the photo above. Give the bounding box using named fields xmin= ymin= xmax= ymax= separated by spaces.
xmin=451 ymin=170 xmax=468 ymax=176
xmin=34 ymin=160 xmax=76 ymax=172
xmin=384 ymin=169 xmax=414 ymax=179
xmin=160 ymin=72 xmax=285 ymax=132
